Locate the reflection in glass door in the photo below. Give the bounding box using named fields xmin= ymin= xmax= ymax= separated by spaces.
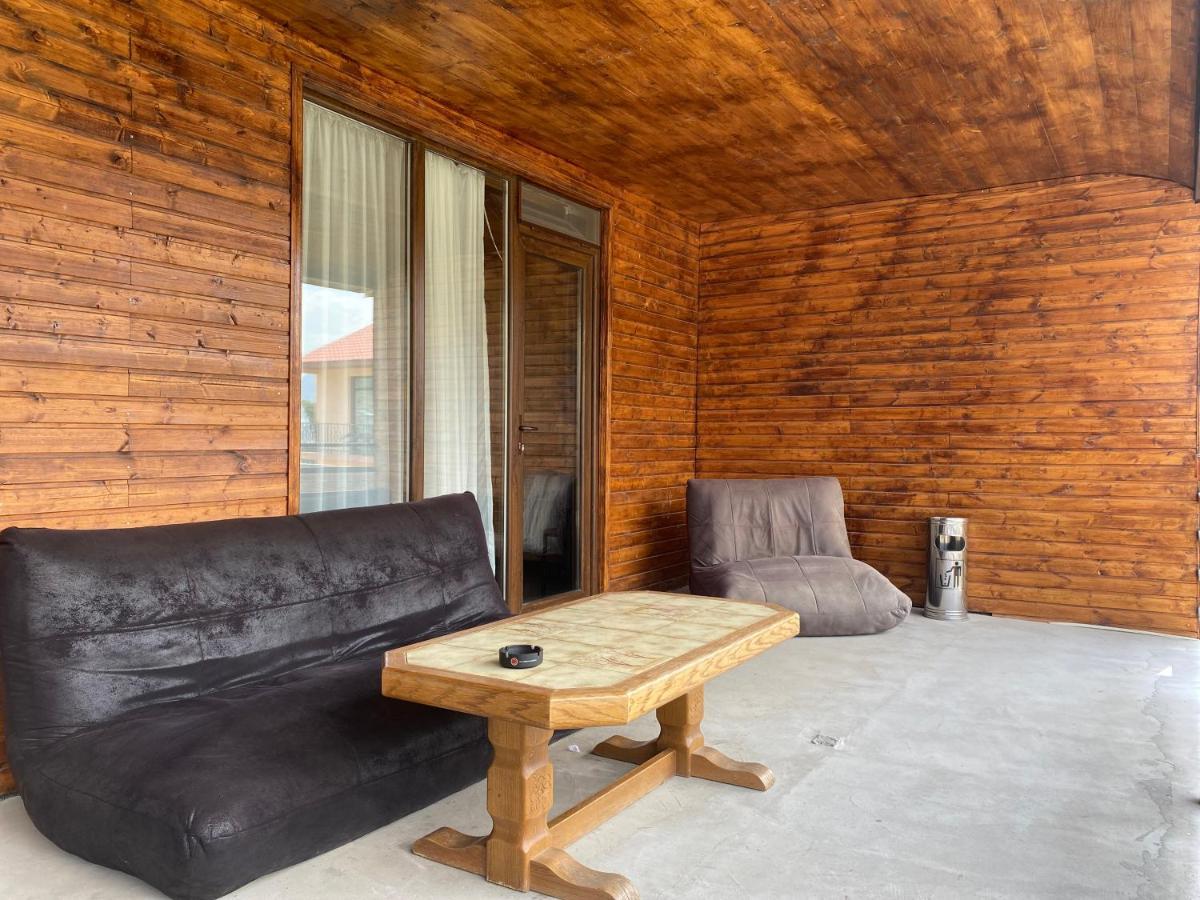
xmin=513 ymin=232 xmax=595 ymax=605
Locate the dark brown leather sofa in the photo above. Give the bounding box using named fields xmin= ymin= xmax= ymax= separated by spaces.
xmin=688 ymin=477 xmax=911 ymax=636
xmin=0 ymin=493 xmax=507 ymax=899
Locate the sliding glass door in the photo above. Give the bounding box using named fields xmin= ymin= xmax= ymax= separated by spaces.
xmin=297 ymin=95 xmax=600 ymax=607
xmin=512 ymin=232 xmax=595 ymax=604
xmin=299 ymin=101 xmax=508 ymax=575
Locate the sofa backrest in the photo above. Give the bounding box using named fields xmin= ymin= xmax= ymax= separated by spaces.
xmin=0 ymin=493 xmax=506 ymax=762
xmin=687 ymin=477 xmax=853 ymax=569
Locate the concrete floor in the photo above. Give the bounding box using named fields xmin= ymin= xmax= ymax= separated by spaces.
xmin=0 ymin=613 xmax=1196 ymax=899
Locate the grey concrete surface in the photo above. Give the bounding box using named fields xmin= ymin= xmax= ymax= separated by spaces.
xmin=0 ymin=613 xmax=1196 ymax=899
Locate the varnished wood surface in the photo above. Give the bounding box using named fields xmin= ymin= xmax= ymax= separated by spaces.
xmin=252 ymin=0 xmax=1198 ymax=218
xmin=698 ymin=174 xmax=1200 ymax=638
xmin=485 ymin=718 xmax=554 ymax=890
xmin=547 ymin=748 xmax=676 ymax=850
xmin=413 ymin=829 xmax=638 ymax=900
xmin=382 ymin=591 xmax=800 ymax=729
xmin=593 ymin=687 xmax=774 ymax=791
xmin=0 ymin=0 xmax=700 ymax=791
xmin=409 ymin=674 xmax=777 ymax=896
xmin=414 ymin=718 xmax=641 ymax=899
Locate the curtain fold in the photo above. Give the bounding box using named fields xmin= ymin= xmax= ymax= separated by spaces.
xmin=300 ymin=101 xmax=409 ymax=513
xmin=423 ymin=152 xmax=496 ymax=564
xmin=301 ymin=112 xmax=497 ymax=565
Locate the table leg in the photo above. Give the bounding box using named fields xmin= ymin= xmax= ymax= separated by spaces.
xmin=592 ymin=687 xmax=775 ymax=791
xmin=486 ymin=718 xmax=553 ymax=889
xmin=414 ymin=717 xmax=637 ymax=899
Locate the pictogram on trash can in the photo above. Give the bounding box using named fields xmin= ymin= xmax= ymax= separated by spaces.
xmin=926 ymin=517 xmax=967 ymax=621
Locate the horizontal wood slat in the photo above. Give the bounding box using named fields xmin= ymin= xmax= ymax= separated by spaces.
xmin=607 ymin=198 xmax=698 ymax=592
xmin=698 ymin=174 xmax=1200 ymax=639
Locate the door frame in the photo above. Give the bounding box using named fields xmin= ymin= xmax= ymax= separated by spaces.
xmin=507 ymin=223 xmax=602 ymax=612
xmin=290 ymin=70 xmax=612 ymax=608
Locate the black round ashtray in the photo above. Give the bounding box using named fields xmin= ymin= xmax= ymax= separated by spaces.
xmin=499 ymin=644 xmax=543 ymax=669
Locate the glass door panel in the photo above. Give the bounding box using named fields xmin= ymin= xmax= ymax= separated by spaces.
xmin=516 ymin=237 xmax=590 ymax=603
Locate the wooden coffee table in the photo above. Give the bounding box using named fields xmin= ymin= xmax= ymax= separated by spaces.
xmin=382 ymin=590 xmax=799 ymax=899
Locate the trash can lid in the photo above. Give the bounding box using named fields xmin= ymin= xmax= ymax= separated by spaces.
xmin=929 ymin=516 xmax=968 ymax=525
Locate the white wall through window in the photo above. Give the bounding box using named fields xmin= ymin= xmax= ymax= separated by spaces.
xmin=423 ymin=151 xmax=498 ymax=565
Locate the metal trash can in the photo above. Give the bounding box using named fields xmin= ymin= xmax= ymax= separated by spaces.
xmin=926 ymin=517 xmax=967 ymax=621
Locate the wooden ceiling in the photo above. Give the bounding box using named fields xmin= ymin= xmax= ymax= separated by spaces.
xmin=258 ymin=0 xmax=1199 ymax=220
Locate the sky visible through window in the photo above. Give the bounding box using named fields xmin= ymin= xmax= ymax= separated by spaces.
xmin=301 ymin=283 xmax=373 ymax=354
xmin=301 ymin=283 xmax=374 ymax=406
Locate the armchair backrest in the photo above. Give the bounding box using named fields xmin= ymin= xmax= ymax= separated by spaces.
xmin=687 ymin=477 xmax=853 ymax=569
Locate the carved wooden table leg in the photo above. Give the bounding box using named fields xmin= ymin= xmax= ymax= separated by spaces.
xmin=486 ymin=718 xmax=554 ymax=890
xmin=414 ymin=717 xmax=637 ymax=899
xmin=592 ymin=687 xmax=775 ymax=791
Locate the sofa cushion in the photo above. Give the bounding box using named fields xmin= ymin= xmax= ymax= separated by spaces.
xmin=0 ymin=494 xmax=506 ymax=765
xmin=17 ymin=657 xmax=492 ymax=900
xmin=687 ymin=477 xmax=853 ymax=569
xmin=691 ymin=555 xmax=911 ymax=636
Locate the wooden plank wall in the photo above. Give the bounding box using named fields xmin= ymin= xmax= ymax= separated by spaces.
xmin=0 ymin=0 xmax=698 ymax=794
xmin=698 ymin=175 xmax=1200 ymax=638
xmin=605 ymin=204 xmax=699 ymax=590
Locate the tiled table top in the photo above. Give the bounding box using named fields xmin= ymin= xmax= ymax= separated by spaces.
xmin=403 ymin=591 xmax=779 ymax=689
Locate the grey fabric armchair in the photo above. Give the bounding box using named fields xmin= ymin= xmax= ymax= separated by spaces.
xmin=687 ymin=478 xmax=911 ymax=636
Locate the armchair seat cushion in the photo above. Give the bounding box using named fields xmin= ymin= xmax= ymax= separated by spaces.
xmin=692 ymin=555 xmax=912 ymax=637
xmin=16 ymin=656 xmax=491 ymax=900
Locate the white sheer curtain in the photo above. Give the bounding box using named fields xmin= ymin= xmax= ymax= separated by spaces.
xmin=423 ymin=152 xmax=495 ymax=563
xmin=301 ymin=101 xmax=408 ymax=513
